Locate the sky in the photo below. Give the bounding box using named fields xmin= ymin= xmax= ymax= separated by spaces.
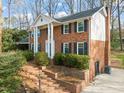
xmin=2 ymin=0 xmax=124 ymax=26
xmin=2 ymin=0 xmax=7 ymax=17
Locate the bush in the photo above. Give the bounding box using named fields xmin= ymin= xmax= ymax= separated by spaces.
xmin=35 ymin=52 xmax=49 ymax=66
xmin=22 ymin=50 xmax=34 ymax=61
xmin=54 ymin=53 xmax=65 ymax=65
xmin=0 ymin=52 xmax=27 ymax=93
xmin=54 ymin=53 xmax=89 ymax=70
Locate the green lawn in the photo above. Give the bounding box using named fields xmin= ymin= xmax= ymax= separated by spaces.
xmin=111 ymin=50 xmax=124 ymax=68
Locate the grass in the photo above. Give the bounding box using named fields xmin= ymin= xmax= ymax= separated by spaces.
xmin=111 ymin=50 xmax=124 ymax=68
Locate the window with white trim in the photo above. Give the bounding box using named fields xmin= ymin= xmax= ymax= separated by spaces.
xmin=77 ymin=42 xmax=87 ymax=55
xmin=38 ymin=30 xmax=41 ymax=37
xmin=77 ymin=21 xmax=84 ymax=33
xmin=63 ymin=24 xmax=69 ymax=34
xmin=38 ymin=43 xmax=41 ymax=51
xmin=63 ymin=43 xmax=69 ymax=54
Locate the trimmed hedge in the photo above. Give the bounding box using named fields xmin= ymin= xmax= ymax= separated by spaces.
xmin=54 ymin=53 xmax=89 ymax=70
xmin=54 ymin=53 xmax=65 ymax=65
xmin=0 ymin=52 xmax=27 ymax=93
xmin=22 ymin=50 xmax=34 ymax=61
xmin=35 ymin=52 xmax=49 ymax=66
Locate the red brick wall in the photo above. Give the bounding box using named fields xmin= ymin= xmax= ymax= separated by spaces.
xmin=89 ymin=40 xmax=105 ymax=81
xmin=105 ymin=7 xmax=111 ymax=66
xmin=31 ymin=22 xmax=89 ymax=53
xmin=54 ymin=23 xmax=88 ymax=53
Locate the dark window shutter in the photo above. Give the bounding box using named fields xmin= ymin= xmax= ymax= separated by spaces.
xmin=84 ymin=20 xmax=88 ymax=32
xmin=84 ymin=42 xmax=88 ymax=55
xmin=74 ymin=42 xmax=77 ymax=54
xmin=61 ymin=43 xmax=63 ymax=53
xmin=69 ymin=43 xmax=72 ymax=53
xmin=61 ymin=25 xmax=63 ymax=34
xmin=74 ymin=22 xmax=77 ymax=32
xmin=69 ymin=23 xmax=71 ymax=33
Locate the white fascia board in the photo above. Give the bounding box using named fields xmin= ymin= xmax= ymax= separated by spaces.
xmin=92 ymin=6 xmax=107 ymax=18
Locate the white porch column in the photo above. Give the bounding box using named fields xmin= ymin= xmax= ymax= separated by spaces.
xmin=47 ymin=23 xmax=55 ymax=59
xmin=47 ymin=24 xmax=51 ymax=58
xmin=33 ymin=27 xmax=36 ymax=53
xmin=35 ymin=27 xmax=38 ymax=53
xmin=33 ymin=27 xmax=38 ymax=53
xmin=50 ymin=23 xmax=54 ymax=59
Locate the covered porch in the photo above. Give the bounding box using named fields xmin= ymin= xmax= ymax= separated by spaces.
xmin=31 ymin=14 xmax=61 ymax=59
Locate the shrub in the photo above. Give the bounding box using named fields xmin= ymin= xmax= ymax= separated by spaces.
xmin=22 ymin=50 xmax=34 ymax=61
xmin=54 ymin=53 xmax=89 ymax=70
xmin=35 ymin=52 xmax=49 ymax=66
xmin=0 ymin=52 xmax=27 ymax=93
xmin=64 ymin=54 xmax=77 ymax=68
xmin=54 ymin=53 xmax=65 ymax=65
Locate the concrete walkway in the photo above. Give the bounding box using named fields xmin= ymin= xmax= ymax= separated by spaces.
xmin=82 ymin=68 xmax=124 ymax=93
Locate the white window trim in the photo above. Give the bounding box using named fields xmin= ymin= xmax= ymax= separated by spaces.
xmin=38 ymin=30 xmax=41 ymax=37
xmin=63 ymin=24 xmax=69 ymax=34
xmin=63 ymin=42 xmax=69 ymax=54
xmin=77 ymin=42 xmax=86 ymax=55
xmin=77 ymin=20 xmax=84 ymax=33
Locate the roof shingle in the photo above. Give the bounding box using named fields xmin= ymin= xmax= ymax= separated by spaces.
xmin=55 ymin=6 xmax=103 ymax=22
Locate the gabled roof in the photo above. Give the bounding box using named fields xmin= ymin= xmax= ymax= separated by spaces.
xmin=55 ymin=6 xmax=104 ymax=22
xmin=31 ymin=6 xmax=106 ymax=28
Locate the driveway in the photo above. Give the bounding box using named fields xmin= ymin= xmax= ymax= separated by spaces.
xmin=82 ymin=68 xmax=124 ymax=93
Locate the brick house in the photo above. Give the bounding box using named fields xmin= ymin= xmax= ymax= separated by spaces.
xmin=29 ymin=6 xmax=110 ymax=80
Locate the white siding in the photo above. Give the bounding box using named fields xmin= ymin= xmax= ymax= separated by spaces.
xmin=35 ymin=16 xmax=53 ymax=27
xmin=91 ymin=12 xmax=106 ymax=41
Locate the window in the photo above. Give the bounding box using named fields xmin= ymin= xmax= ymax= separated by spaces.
xmin=63 ymin=24 xmax=69 ymax=34
xmin=38 ymin=43 xmax=41 ymax=51
xmin=41 ymin=18 xmax=43 ymax=22
xmin=77 ymin=42 xmax=88 ymax=55
xmin=31 ymin=32 xmax=34 ymax=37
xmin=31 ymin=43 xmax=34 ymax=51
xmin=77 ymin=21 xmax=84 ymax=33
xmin=63 ymin=43 xmax=69 ymax=54
xmin=38 ymin=30 xmax=41 ymax=37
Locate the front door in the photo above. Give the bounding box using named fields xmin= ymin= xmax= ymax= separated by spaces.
xmin=95 ymin=61 xmax=100 ymax=76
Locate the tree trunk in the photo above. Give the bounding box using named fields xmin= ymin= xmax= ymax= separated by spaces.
xmin=117 ymin=0 xmax=123 ymax=51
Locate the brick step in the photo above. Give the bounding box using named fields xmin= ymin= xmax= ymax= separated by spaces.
xmin=20 ymin=64 xmax=71 ymax=93
xmin=20 ymin=71 xmax=48 ymax=80
xmin=24 ymin=79 xmax=69 ymax=93
xmin=21 ymin=68 xmax=43 ymax=76
xmin=22 ymin=76 xmax=58 ymax=88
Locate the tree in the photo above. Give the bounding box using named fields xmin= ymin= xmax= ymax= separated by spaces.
xmin=0 ymin=52 xmax=26 ymax=93
xmin=2 ymin=29 xmax=16 ymax=51
xmin=42 ymin=0 xmax=60 ymax=17
xmin=2 ymin=29 xmax=28 ymax=52
xmin=7 ymin=0 xmax=12 ymax=28
xmin=117 ymin=0 xmax=123 ymax=51
xmin=63 ymin=0 xmax=75 ymax=14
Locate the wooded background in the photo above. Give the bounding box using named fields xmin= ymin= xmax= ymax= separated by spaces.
xmin=2 ymin=0 xmax=124 ymax=51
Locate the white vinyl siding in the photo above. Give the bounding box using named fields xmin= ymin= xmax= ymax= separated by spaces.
xmin=91 ymin=12 xmax=106 ymax=41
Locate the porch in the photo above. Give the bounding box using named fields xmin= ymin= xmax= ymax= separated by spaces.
xmin=31 ymin=15 xmax=61 ymax=59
